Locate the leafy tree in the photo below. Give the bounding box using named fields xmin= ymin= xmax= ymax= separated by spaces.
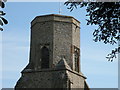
xmin=0 ymin=0 xmax=8 ymax=31
xmin=64 ymin=1 xmax=120 ymax=61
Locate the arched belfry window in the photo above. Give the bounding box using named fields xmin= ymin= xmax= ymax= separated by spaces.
xmin=73 ymin=46 xmax=80 ymax=72
xmin=41 ymin=46 xmax=49 ymax=69
xmin=74 ymin=48 xmax=79 ymax=72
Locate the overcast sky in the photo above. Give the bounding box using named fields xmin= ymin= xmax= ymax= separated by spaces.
xmin=1 ymin=2 xmax=118 ymax=89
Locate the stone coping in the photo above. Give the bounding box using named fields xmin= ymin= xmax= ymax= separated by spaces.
xmin=31 ymin=14 xmax=80 ymax=27
xmin=22 ymin=68 xmax=86 ymax=79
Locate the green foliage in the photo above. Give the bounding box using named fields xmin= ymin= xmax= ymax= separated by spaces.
xmin=64 ymin=1 xmax=120 ymax=61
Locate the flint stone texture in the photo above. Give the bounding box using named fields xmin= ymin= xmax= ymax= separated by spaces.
xmin=15 ymin=14 xmax=89 ymax=89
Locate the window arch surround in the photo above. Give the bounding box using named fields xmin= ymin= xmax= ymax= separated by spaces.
xmin=41 ymin=46 xmax=49 ymax=69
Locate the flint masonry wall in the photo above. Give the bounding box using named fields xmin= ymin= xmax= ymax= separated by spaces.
xmin=30 ymin=21 xmax=54 ymax=69
xmin=29 ymin=14 xmax=80 ymax=70
xmin=67 ymin=70 xmax=85 ymax=88
xmin=16 ymin=69 xmax=85 ymax=88
xmin=15 ymin=14 xmax=88 ymax=89
xmin=53 ymin=16 xmax=80 ymax=70
xmin=53 ymin=21 xmax=72 ymax=68
xmin=15 ymin=69 xmax=68 ymax=88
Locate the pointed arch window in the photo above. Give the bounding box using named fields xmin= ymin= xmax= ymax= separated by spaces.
xmin=74 ymin=48 xmax=79 ymax=72
xmin=41 ymin=46 xmax=49 ymax=69
xmin=73 ymin=46 xmax=80 ymax=72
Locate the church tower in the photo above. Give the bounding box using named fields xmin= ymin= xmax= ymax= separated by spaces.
xmin=15 ymin=14 xmax=89 ymax=89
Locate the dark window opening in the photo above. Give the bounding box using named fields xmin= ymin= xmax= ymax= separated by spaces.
xmin=41 ymin=46 xmax=49 ymax=69
xmin=74 ymin=46 xmax=80 ymax=72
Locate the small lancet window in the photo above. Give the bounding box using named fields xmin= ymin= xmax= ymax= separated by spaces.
xmin=74 ymin=46 xmax=80 ymax=72
xmin=41 ymin=46 xmax=49 ymax=69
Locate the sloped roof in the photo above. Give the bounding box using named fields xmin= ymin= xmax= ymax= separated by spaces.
xmin=55 ymin=57 xmax=72 ymax=70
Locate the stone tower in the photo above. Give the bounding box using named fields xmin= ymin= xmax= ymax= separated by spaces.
xmin=15 ymin=14 xmax=89 ymax=89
